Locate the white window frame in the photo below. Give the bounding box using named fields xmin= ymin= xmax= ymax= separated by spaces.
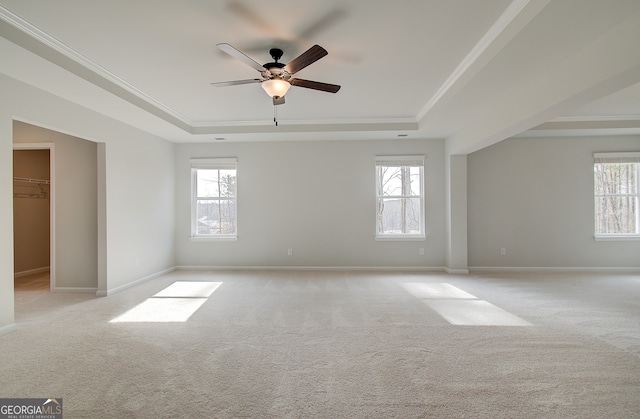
xmin=593 ymin=152 xmax=640 ymax=241
xmin=375 ymin=155 xmax=426 ymax=241
xmin=190 ymin=157 xmax=238 ymax=241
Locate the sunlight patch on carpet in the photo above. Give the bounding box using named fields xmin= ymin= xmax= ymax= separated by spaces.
xmin=424 ymin=299 xmax=532 ymax=326
xmin=109 ymin=298 xmax=207 ymax=323
xmin=109 ymin=281 xmax=222 ymax=323
xmin=153 ymin=281 xmax=222 ymax=298
xmin=401 ymin=282 xmax=476 ymax=299
xmin=401 ymin=283 xmax=532 ymax=326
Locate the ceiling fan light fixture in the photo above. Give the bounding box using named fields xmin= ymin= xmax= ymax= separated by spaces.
xmin=261 ymin=78 xmax=291 ymax=98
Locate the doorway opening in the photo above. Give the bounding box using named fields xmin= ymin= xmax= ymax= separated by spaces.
xmin=13 ymin=144 xmax=55 ymax=293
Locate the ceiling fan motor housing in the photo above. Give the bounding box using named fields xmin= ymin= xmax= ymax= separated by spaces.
xmin=269 ymin=48 xmax=284 ymax=62
xmin=263 ymin=48 xmax=288 ymax=80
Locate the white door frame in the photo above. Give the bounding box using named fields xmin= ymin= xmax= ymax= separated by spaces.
xmin=13 ymin=143 xmax=56 ymax=292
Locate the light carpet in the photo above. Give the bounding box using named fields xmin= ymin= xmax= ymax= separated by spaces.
xmin=1 ymin=270 xmax=639 ymax=418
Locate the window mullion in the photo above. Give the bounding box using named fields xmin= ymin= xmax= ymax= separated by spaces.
xmin=381 ymin=194 xmax=421 ymax=199
xmin=593 ymin=159 xmax=640 ymax=237
xmin=636 ymin=163 xmax=640 ymax=234
xmin=375 ymin=156 xmax=425 ymax=238
xmin=191 ymin=158 xmax=238 ymax=239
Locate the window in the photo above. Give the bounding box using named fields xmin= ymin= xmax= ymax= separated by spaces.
xmin=594 ymin=152 xmax=640 ymax=239
xmin=191 ymin=158 xmax=237 ymax=239
xmin=375 ymin=156 xmax=425 ymax=239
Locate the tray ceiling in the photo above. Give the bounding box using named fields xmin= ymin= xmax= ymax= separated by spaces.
xmin=1 ymin=0 xmax=639 ymax=150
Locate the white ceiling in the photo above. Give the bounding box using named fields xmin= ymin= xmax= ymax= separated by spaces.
xmin=1 ymin=0 xmax=639 ymax=152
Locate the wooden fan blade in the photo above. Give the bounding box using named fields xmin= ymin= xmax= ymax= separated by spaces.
xmin=284 ymin=45 xmax=328 ymax=75
xmin=217 ymin=43 xmax=266 ymax=72
xmin=273 ymin=96 xmax=285 ymax=106
xmin=211 ymin=79 xmax=262 ymax=87
xmin=290 ymin=78 xmax=341 ymax=93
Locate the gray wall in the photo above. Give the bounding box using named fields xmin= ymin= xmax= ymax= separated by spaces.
xmin=14 ymin=122 xmax=98 ymax=289
xmin=1 ymin=73 xmax=176 ymax=333
xmin=468 ymin=135 xmax=640 ymax=269
xmin=175 ymin=139 xmax=446 ymax=268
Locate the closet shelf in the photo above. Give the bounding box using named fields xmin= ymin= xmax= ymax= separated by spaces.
xmin=13 ymin=177 xmax=50 ymax=185
xmin=13 ymin=177 xmax=50 ymax=199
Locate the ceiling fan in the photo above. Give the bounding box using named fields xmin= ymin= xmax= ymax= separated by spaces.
xmin=211 ymin=43 xmax=341 ymax=106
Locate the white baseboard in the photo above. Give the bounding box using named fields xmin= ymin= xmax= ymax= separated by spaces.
xmin=96 ymin=266 xmax=177 ymax=297
xmin=14 ymin=266 xmax=50 ymax=278
xmin=444 ymin=267 xmax=470 ymax=275
xmin=468 ymin=266 xmax=640 ymax=273
xmin=0 ymin=323 xmax=18 ymax=337
xmin=175 ymin=265 xmax=448 ymax=272
xmin=53 ymin=287 xmax=98 ymax=294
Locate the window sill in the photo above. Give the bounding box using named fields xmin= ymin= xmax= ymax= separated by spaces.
xmin=375 ymin=235 xmax=426 ymax=242
xmin=594 ymin=235 xmax=640 ymax=241
xmin=190 ymin=236 xmax=238 ymax=242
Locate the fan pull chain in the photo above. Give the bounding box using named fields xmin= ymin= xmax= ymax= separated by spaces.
xmin=273 ymin=103 xmax=278 ymax=126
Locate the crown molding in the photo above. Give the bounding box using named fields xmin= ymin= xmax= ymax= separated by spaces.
xmin=417 ymin=0 xmax=537 ymax=122
xmin=514 ymin=128 xmax=640 ymax=138
xmin=190 ymin=120 xmax=419 ymax=136
xmin=549 ymin=114 xmax=640 ymax=122
xmin=191 ymin=116 xmax=417 ymax=127
xmin=0 ymin=4 xmax=195 ymax=131
xmin=513 ymin=113 xmax=640 ymax=138
xmin=190 ymin=117 xmax=419 ymax=136
xmin=0 ymin=4 xmax=422 ymax=140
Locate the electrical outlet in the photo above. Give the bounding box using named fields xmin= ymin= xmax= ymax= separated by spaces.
xmin=287 ymin=248 xmax=293 ymax=256
xmin=500 ymin=248 xmax=506 ymax=256
xmin=419 ymin=248 xmax=425 ymax=256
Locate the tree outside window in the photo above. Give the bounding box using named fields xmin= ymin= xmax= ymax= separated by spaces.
xmin=594 ymin=161 xmax=639 ymax=236
xmin=376 ymin=156 xmax=425 ymax=238
xmin=191 ymin=158 xmax=237 ymax=239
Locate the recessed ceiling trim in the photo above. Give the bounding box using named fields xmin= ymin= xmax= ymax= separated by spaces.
xmin=0 ymin=4 xmax=194 ymax=130
xmin=515 ymin=128 xmax=640 ymax=138
xmin=2 ymin=4 xmax=411 ymax=139
xmin=550 ymin=115 xmax=640 ymax=122
xmin=191 ymin=117 xmax=417 ymax=128
xmin=518 ymin=116 xmax=640 ymax=137
xmin=532 ymin=119 xmax=640 ymax=130
xmin=416 ymin=0 xmax=534 ymax=122
xmin=191 ymin=120 xmax=419 ymax=135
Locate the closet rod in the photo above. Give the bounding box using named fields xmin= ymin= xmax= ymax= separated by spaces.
xmin=13 ymin=192 xmax=48 ymax=199
xmin=13 ymin=176 xmax=50 ymax=185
